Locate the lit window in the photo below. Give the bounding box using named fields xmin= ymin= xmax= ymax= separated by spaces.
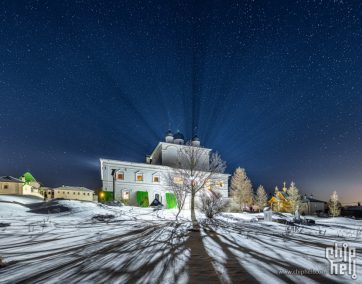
xmin=204 ymin=180 xmax=211 ymax=190
xmin=123 ymin=192 xmax=130 ymax=200
xmin=137 ymin=175 xmax=143 ymax=181
xmin=315 ymin=205 xmax=316 ymax=207
xmin=174 ymin=176 xmax=183 ymax=184
xmin=216 ymin=180 xmax=224 ymax=187
xmin=118 ymin=174 xmax=123 ymax=179
xmin=154 ymin=177 xmax=159 ymax=182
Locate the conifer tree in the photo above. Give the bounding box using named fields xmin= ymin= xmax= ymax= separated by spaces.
xmin=328 ymin=191 xmax=341 ymax=217
xmin=255 ymin=185 xmax=268 ymax=212
xmin=274 ymin=186 xmax=279 ymax=196
xmin=286 ymin=182 xmax=302 ymax=213
xmin=230 ymin=167 xmax=253 ymax=211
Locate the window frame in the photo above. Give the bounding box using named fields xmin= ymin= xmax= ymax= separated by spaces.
xmin=123 ymin=191 xmax=130 ymax=200
xmin=174 ymin=176 xmax=184 ymax=184
xmin=216 ymin=180 xmax=224 ymax=188
xmin=135 ymin=171 xmax=143 ymax=182
xmin=152 ymin=173 xmax=160 ymax=183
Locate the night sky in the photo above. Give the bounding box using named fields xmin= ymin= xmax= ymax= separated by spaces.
xmin=1 ymin=0 xmax=361 ymax=204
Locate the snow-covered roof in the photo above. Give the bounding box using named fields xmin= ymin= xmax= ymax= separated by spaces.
xmin=346 ymin=206 xmax=362 ymax=211
xmin=0 ymin=176 xmax=23 ymax=183
xmin=53 ymin=186 xmax=94 ymax=192
xmin=302 ymin=198 xmax=326 ymax=203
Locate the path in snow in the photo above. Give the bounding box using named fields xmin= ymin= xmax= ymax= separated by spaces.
xmin=1 ymin=196 xmax=362 ymax=283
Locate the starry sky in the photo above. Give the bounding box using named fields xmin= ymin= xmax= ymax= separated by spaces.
xmin=1 ymin=0 xmax=361 ymax=204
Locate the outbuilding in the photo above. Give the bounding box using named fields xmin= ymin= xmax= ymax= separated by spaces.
xmin=300 ymin=194 xmax=326 ymax=215
xmin=47 ymin=186 xmax=95 ymax=202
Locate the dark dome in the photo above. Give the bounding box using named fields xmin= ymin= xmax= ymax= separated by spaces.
xmin=174 ymin=131 xmax=184 ymax=140
xmin=165 ymin=130 xmax=173 ymax=137
xmin=192 ymin=135 xmax=200 ymax=141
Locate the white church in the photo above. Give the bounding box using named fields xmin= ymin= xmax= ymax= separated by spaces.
xmin=100 ymin=130 xmax=229 ymax=209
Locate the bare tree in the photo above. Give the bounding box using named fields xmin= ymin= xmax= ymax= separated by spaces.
xmin=230 ymin=167 xmax=253 ymax=212
xmin=197 ymin=189 xmax=230 ymax=218
xmin=163 ymin=171 xmax=188 ymax=222
xmin=255 ymin=185 xmax=268 ymax=212
xmin=328 ymin=191 xmax=341 ymax=217
xmin=163 ymin=141 xmax=226 ymax=227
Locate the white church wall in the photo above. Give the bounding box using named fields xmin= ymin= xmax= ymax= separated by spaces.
xmin=101 ymin=158 xmax=229 ymax=209
xmin=161 ymin=144 xmax=177 ymax=167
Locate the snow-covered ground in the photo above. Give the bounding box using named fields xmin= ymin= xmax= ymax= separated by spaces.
xmin=0 ymin=195 xmax=361 ymax=283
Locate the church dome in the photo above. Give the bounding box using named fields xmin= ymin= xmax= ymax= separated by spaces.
xmin=192 ymin=135 xmax=200 ymax=141
xmin=192 ymin=134 xmax=200 ymax=146
xmin=165 ymin=130 xmax=173 ymax=137
xmin=174 ymin=131 xmax=184 ymax=140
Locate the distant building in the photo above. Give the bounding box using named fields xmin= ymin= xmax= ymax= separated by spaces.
xmin=268 ymin=184 xmax=290 ymax=212
xmin=0 ymin=172 xmax=43 ymax=198
xmin=100 ymin=130 xmax=229 ymax=209
xmin=0 ymin=176 xmax=23 ymax=194
xmin=300 ymin=194 xmax=326 ymax=215
xmin=44 ymin=186 xmax=95 ymax=202
xmin=342 ymin=205 xmax=362 ymax=218
xmin=20 ymin=172 xmax=43 ymax=197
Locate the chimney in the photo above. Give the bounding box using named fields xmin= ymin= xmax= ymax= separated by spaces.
xmin=310 ymin=193 xmax=313 ymax=198
xmin=304 ymin=194 xmax=307 ymax=199
xmin=62 ymin=184 xmax=64 ymax=187
xmin=358 ymin=202 xmax=361 ymax=207
xmin=145 ymin=155 xmax=151 ymax=164
xmin=22 ymin=176 xmax=25 ymax=182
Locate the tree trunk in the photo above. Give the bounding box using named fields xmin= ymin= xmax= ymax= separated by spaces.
xmin=113 ymin=176 xmax=115 ymax=201
xmin=190 ymin=191 xmax=197 ymax=227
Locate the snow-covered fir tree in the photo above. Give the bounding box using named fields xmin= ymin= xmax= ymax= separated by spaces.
xmin=230 ymin=167 xmax=253 ymax=211
xmin=255 ymin=185 xmax=268 ymax=212
xmin=328 ymin=191 xmax=341 ymax=217
xmin=286 ymin=182 xmax=302 ymax=214
xmin=274 ymin=186 xmax=279 ymax=196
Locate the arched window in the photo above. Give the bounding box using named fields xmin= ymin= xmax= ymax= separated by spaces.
xmin=4 ymin=184 xmax=8 ymax=189
xmin=123 ymin=191 xmax=130 ymax=200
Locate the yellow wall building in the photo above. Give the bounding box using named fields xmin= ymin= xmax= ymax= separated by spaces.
xmin=268 ymin=183 xmax=291 ymax=212
xmin=45 ymin=186 xmax=95 ymax=202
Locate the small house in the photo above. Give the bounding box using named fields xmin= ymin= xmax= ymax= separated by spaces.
xmin=46 ymin=186 xmax=95 ymax=202
xmin=0 ymin=176 xmax=23 ymax=194
xmin=300 ymin=194 xmax=326 ymax=215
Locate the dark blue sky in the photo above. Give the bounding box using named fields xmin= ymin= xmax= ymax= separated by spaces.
xmin=1 ymin=0 xmax=361 ymax=204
